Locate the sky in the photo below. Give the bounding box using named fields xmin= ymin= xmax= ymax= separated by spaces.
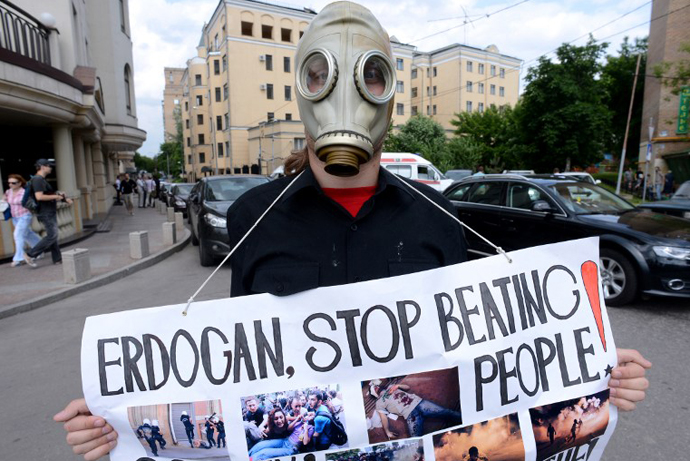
xmin=128 ymin=0 xmax=653 ymax=157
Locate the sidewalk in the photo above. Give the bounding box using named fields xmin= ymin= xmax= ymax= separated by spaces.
xmin=0 ymin=202 xmax=189 ymax=318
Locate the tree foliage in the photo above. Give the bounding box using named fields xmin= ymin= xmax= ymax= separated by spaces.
xmin=384 ymin=115 xmax=448 ymax=159
xmin=518 ymin=38 xmax=611 ymax=171
xmin=156 ymin=105 xmax=185 ymax=180
xmin=654 ymin=41 xmax=690 ymax=95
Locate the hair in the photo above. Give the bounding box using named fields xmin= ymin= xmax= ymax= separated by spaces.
xmin=329 ymin=390 xmax=337 ymax=398
xmin=266 ymin=408 xmax=288 ymax=436
xmin=469 ymin=446 xmax=479 ymax=456
xmin=8 ymin=174 xmax=26 ymax=187
xmin=245 ymin=396 xmax=258 ymax=405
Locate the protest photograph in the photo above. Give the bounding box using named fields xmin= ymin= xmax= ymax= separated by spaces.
xmin=432 ymin=414 xmax=524 ymax=461
xmin=362 ymin=367 xmax=462 ymax=443
xmin=326 ymin=439 xmax=425 ymax=461
xmin=529 ymin=389 xmax=611 ymax=461
xmin=240 ymin=385 xmax=347 ymax=459
xmin=126 ymin=399 xmax=229 ymax=460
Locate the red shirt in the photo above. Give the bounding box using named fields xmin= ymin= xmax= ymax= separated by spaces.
xmin=322 ymin=186 xmax=376 ymax=217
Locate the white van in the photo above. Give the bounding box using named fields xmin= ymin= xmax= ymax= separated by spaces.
xmin=381 ymin=153 xmax=453 ymax=192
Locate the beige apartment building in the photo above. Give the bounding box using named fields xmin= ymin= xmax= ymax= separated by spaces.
xmin=162 ymin=67 xmax=185 ymax=142
xmin=165 ymin=0 xmax=520 ymax=179
xmin=0 ymin=0 xmax=146 ymax=259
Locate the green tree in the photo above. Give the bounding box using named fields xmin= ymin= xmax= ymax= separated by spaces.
xmin=384 ymin=115 xmax=448 ymax=160
xmin=518 ymin=38 xmax=611 ymax=171
xmin=601 ymin=36 xmax=647 ymax=162
xmin=133 ymin=152 xmax=155 ymax=172
xmin=654 ymin=41 xmax=690 ymax=95
xmin=157 ymin=105 xmax=185 ymax=180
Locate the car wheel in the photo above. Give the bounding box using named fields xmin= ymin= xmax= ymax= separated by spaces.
xmin=190 ymin=224 xmax=199 ymax=246
xmin=599 ymin=249 xmax=637 ymax=306
xmin=198 ymin=236 xmax=214 ymax=267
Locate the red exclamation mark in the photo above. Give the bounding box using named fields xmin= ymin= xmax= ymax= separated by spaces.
xmin=582 ymin=260 xmax=607 ymax=352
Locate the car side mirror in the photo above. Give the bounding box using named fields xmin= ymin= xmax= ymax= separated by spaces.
xmin=531 ymin=200 xmax=556 ymax=213
xmin=595 ymin=179 xmax=602 ymax=184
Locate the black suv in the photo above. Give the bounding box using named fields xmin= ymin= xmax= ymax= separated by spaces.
xmin=443 ymin=174 xmax=690 ymax=306
xmin=188 ymin=175 xmax=270 ymax=266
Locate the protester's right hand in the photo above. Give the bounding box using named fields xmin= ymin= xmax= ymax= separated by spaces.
xmin=54 ymin=398 xmax=118 ymax=460
xmin=385 ymin=429 xmax=398 ymax=439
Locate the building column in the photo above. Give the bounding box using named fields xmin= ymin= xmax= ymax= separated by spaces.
xmin=91 ymin=141 xmax=109 ymax=214
xmin=84 ymin=142 xmax=94 ymax=185
xmin=53 ymin=125 xmax=79 ymax=198
xmin=73 ymin=133 xmax=93 ymax=221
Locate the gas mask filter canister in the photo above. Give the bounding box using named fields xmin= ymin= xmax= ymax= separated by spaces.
xmin=295 ymin=2 xmax=396 ymax=176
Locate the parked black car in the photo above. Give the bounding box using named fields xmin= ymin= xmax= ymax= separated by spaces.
xmin=443 ymin=175 xmax=690 ymax=306
xmin=638 ymin=180 xmax=690 ymax=219
xmin=166 ymin=183 xmax=195 ymax=216
xmin=188 ymin=175 xmax=270 ymax=266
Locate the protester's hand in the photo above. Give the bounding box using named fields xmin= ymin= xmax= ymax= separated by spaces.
xmin=609 ymin=348 xmax=652 ymax=411
xmin=54 ymin=398 xmax=118 ymax=460
xmin=66 ymin=198 xmax=73 ymax=205
xmin=385 ymin=429 xmax=398 ymax=439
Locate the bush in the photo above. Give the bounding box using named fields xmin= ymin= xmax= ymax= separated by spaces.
xmin=593 ymin=172 xmax=620 ymax=187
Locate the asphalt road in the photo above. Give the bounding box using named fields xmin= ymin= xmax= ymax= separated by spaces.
xmin=0 ymin=244 xmax=687 ymax=460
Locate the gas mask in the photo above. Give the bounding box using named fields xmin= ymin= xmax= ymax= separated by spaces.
xmin=295 ymin=2 xmax=396 ymax=177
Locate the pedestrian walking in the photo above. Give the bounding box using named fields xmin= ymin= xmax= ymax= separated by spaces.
xmin=664 ymin=170 xmax=674 ymax=195
xmin=654 ymin=167 xmax=664 ymax=201
xmin=4 ymin=174 xmax=41 ymax=267
xmin=114 ymin=174 xmax=122 ymax=205
xmin=146 ymin=174 xmax=156 ymax=207
xmin=25 ymin=159 xmax=72 ymax=267
xmin=119 ymin=173 xmax=137 ymax=215
xmin=624 ymin=168 xmax=633 ymax=193
xmin=136 ymin=174 xmax=147 ymax=208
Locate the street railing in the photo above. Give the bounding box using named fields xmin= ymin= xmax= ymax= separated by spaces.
xmin=0 ymin=0 xmax=51 ymax=66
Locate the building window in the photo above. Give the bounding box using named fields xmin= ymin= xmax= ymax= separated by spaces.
xmin=218 ymin=142 xmax=224 ymax=157
xmin=267 ymin=112 xmax=275 ymax=121
xmin=294 ymin=137 xmax=305 ymax=150
xmin=266 ymin=83 xmax=273 ymax=99
xmin=281 ymin=28 xmax=291 ymax=42
xmin=224 ymin=113 xmax=229 ymax=128
xmin=411 ymin=68 xmax=417 ymax=79
xmin=433 ymin=86 xmax=437 ymax=96
xmin=478 ymin=102 xmax=484 ymax=113
xmin=396 ymin=58 xmax=404 ymax=71
xmin=426 ymin=68 xmax=430 ymax=77
xmin=222 ymin=55 xmax=227 ymax=71
xmin=241 ymin=21 xmax=253 ymax=36
xmin=215 ymin=87 xmax=221 ymax=102
xmin=262 ymin=25 xmax=272 ymax=39
xmin=198 ymin=134 xmax=205 ymax=145
xmin=466 ymin=81 xmax=473 ymax=92
xmin=223 ymin=84 xmax=228 ymax=100
xmin=284 ymin=56 xmax=290 ymax=73
xmin=284 ymin=85 xmax=291 ymax=101
xmin=213 ymin=60 xmax=220 ymax=75
xmin=187 ymin=154 xmax=191 ymax=163
xmin=185 ymin=101 xmax=188 ymax=111
xmin=466 ymin=101 xmax=472 ymax=112
xmin=478 ymin=63 xmax=484 ymax=74
xmin=196 ymin=95 xmax=203 ymax=106
xmin=433 ymin=67 xmax=437 ymax=77
xmin=397 ymin=103 xmax=404 ymax=115
xmin=124 ymin=64 xmax=132 ymax=115
xmin=466 ymin=61 xmax=473 ymax=72
xmin=490 ymin=65 xmax=496 ymax=76
xmin=427 ymin=86 xmax=430 ymax=96
xmin=119 ymin=0 xmax=126 ymax=33
xmin=499 ymin=86 xmax=505 ymax=97
xmin=195 ymin=74 xmax=202 ymax=86
xmin=265 ymin=54 xmax=273 ymax=71
xmin=411 ymin=106 xmax=418 ymax=115
xmin=199 ymin=152 xmax=206 ymax=163
xmin=433 ymin=105 xmax=437 ymax=115
xmin=478 ymin=83 xmax=484 ymax=94
xmin=500 ymin=68 xmax=505 ymax=78
xmin=396 ymin=81 xmax=404 ymax=93
xmin=225 ymin=141 xmax=229 ymax=157
xmin=490 ymin=84 xmax=496 ymax=95
xmin=214 ymin=34 xmax=219 ymax=50
xmin=216 ymin=115 xmax=222 ymax=130
xmin=185 ymin=119 xmax=189 ymax=129
xmin=285 ymin=113 xmax=292 ymax=121
xmin=411 ymin=87 xmax=417 ymax=98
xmin=197 ymin=114 xmax=204 ymax=125
xmin=299 ymin=31 xmax=304 ymax=39
xmin=426 ymin=105 xmax=430 ymax=115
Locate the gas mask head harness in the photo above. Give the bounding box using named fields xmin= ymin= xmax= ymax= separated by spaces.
xmin=295 ymin=2 xmax=396 ymax=177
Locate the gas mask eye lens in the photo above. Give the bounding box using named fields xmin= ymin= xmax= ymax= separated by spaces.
xmin=297 ymin=49 xmax=338 ymax=101
xmin=355 ymin=50 xmax=396 ymax=104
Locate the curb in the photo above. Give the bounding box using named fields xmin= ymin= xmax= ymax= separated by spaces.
xmin=0 ymin=230 xmax=191 ymax=321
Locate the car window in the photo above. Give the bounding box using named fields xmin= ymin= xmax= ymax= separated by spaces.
xmin=507 ymin=183 xmax=556 ymax=210
xmin=446 ymin=183 xmax=472 ymax=201
xmin=205 ymin=177 xmax=269 ymax=201
xmin=418 ymin=165 xmax=431 ymax=180
xmin=467 ymin=182 xmax=504 ymax=205
xmin=385 ymin=164 xmax=412 ymax=178
xmin=550 ymin=182 xmax=634 ymax=214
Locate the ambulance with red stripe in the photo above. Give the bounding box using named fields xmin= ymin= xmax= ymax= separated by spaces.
xmin=381 ymin=153 xmax=454 ymax=192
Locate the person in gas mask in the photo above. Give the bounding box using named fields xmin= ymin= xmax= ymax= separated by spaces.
xmin=54 ymin=3 xmax=651 ymax=459
xmin=135 ymin=418 xmax=158 ymax=457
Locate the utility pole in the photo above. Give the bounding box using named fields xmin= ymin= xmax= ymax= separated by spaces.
xmin=616 ymin=53 xmax=642 ymax=195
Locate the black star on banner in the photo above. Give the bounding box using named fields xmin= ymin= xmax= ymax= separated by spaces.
xmin=604 ymin=364 xmax=614 ymax=377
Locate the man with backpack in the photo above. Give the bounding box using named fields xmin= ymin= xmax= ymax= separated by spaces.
xmin=307 ymin=391 xmax=347 ymax=449
xmin=24 ymin=159 xmax=72 ymax=267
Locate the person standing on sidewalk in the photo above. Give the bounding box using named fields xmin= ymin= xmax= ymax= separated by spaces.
xmin=136 ymin=174 xmax=147 ymax=208
xmin=119 ymin=173 xmax=136 ymax=215
xmin=4 ymin=174 xmax=41 ymax=267
xmin=25 ymin=159 xmax=72 ymax=267
xmin=146 ymin=174 xmax=156 ymax=207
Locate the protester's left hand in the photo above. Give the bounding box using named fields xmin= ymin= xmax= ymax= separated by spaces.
xmin=609 ymin=348 xmax=651 ymax=411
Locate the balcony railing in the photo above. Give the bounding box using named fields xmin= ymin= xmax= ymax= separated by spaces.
xmin=0 ymin=0 xmax=51 ymax=66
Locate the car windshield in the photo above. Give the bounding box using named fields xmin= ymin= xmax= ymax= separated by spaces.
xmin=175 ymin=184 xmax=194 ymax=195
xmin=549 ymin=182 xmax=634 ymax=215
xmin=205 ymin=177 xmax=268 ymax=201
xmin=674 ymin=182 xmax=690 ymax=198
xmin=565 ymin=174 xmax=595 ymax=184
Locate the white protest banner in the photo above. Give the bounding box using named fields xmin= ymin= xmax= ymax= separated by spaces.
xmin=82 ymin=237 xmax=618 ymax=461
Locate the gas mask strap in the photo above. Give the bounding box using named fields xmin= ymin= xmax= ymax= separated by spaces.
xmin=393 ymin=175 xmax=513 ymax=264
xmin=182 ymin=170 xmax=306 ymax=316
